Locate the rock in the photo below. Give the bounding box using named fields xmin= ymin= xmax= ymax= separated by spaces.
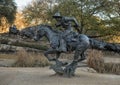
xmin=87 ymin=67 xmax=97 ymax=73
xmin=80 ymin=67 xmax=97 ymax=73
xmin=0 ymin=44 xmax=40 ymax=53
xmin=0 ymin=59 xmax=16 ymax=67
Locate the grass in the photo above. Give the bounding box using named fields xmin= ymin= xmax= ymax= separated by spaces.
xmin=0 ymin=53 xmax=17 ymax=59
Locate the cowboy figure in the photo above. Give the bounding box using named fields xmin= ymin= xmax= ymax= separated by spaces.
xmin=53 ymin=12 xmax=79 ymax=52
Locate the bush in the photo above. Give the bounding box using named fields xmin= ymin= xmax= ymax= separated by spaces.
xmin=13 ymin=48 xmax=50 ymax=67
xmin=87 ymin=50 xmax=105 ymax=73
xmin=87 ymin=50 xmax=120 ymax=75
xmin=104 ymin=63 xmax=120 ymax=75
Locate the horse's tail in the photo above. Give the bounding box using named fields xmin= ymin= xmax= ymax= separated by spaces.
xmin=89 ymin=38 xmax=120 ymax=54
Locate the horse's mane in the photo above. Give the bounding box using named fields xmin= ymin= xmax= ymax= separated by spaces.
xmin=20 ymin=25 xmax=36 ymax=32
xmin=37 ymin=24 xmax=61 ymax=33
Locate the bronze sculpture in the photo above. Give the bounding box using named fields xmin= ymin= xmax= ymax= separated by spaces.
xmin=9 ymin=12 xmax=120 ymax=77
xmin=34 ymin=24 xmax=120 ymax=77
xmin=33 ymin=12 xmax=120 ymax=77
xmin=34 ymin=24 xmax=90 ymax=77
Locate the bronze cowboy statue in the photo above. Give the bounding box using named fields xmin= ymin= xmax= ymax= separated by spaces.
xmin=53 ymin=12 xmax=80 ymax=52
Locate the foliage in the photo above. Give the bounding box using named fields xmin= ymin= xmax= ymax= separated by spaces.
xmin=22 ymin=0 xmax=50 ymax=26
xmin=0 ymin=0 xmax=17 ymax=32
xmin=0 ymin=0 xmax=17 ymax=24
xmin=50 ymin=0 xmax=120 ymax=36
xmin=14 ymin=12 xmax=28 ymax=30
xmin=21 ymin=0 xmax=120 ymax=42
xmin=49 ymin=0 xmax=120 ymax=42
xmin=0 ymin=17 xmax=10 ymax=33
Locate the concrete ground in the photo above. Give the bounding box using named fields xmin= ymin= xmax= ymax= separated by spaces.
xmin=0 ymin=67 xmax=120 ymax=85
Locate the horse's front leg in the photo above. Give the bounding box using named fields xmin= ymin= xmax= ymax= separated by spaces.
xmin=44 ymin=48 xmax=67 ymax=65
xmin=44 ymin=48 xmax=57 ymax=61
xmin=44 ymin=48 xmax=64 ymax=74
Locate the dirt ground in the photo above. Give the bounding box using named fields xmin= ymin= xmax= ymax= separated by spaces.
xmin=0 ymin=52 xmax=119 ymax=85
xmin=0 ymin=67 xmax=120 ymax=85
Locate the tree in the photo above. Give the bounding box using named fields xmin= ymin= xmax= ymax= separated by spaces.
xmin=22 ymin=0 xmax=60 ymax=26
xmin=14 ymin=12 xmax=28 ymax=30
xmin=0 ymin=0 xmax=17 ymax=32
xmin=0 ymin=0 xmax=17 ymax=24
xmin=48 ymin=0 xmax=108 ymax=33
xmin=22 ymin=0 xmax=120 ymax=42
xmin=22 ymin=0 xmax=50 ymax=26
xmin=48 ymin=0 xmax=120 ymax=41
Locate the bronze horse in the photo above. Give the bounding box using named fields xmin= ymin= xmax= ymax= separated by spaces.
xmin=34 ymin=25 xmax=90 ymax=77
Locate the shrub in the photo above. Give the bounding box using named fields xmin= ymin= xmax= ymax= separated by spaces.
xmin=87 ymin=50 xmax=105 ymax=73
xmin=87 ymin=50 xmax=120 ymax=75
xmin=13 ymin=48 xmax=50 ymax=67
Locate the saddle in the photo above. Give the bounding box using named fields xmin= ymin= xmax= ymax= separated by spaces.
xmin=65 ymin=32 xmax=78 ymax=42
xmin=64 ymin=32 xmax=79 ymax=52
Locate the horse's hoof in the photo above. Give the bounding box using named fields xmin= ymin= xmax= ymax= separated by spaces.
xmin=62 ymin=62 xmax=68 ymax=66
xmin=50 ymin=65 xmax=64 ymax=75
xmin=63 ymin=65 xmax=77 ymax=77
xmin=53 ymin=67 xmax=64 ymax=75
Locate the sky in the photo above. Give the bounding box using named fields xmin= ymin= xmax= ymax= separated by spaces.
xmin=14 ymin=0 xmax=32 ymax=10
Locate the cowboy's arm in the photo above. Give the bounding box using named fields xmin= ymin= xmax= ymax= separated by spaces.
xmin=55 ymin=22 xmax=62 ymax=27
xmin=65 ymin=17 xmax=79 ymax=27
xmin=65 ymin=17 xmax=81 ymax=33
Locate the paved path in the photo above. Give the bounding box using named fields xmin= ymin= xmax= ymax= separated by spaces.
xmin=0 ymin=67 xmax=120 ymax=85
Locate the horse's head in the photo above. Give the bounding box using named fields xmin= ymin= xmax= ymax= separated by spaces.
xmin=34 ymin=25 xmax=46 ymax=41
xmin=9 ymin=26 xmax=19 ymax=34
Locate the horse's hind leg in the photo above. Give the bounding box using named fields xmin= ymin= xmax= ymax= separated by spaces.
xmin=77 ymin=52 xmax=86 ymax=62
xmin=64 ymin=45 xmax=82 ymax=77
xmin=44 ymin=48 xmax=67 ymax=65
xmin=64 ymin=42 xmax=89 ymax=77
xmin=44 ymin=48 xmax=56 ymax=61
